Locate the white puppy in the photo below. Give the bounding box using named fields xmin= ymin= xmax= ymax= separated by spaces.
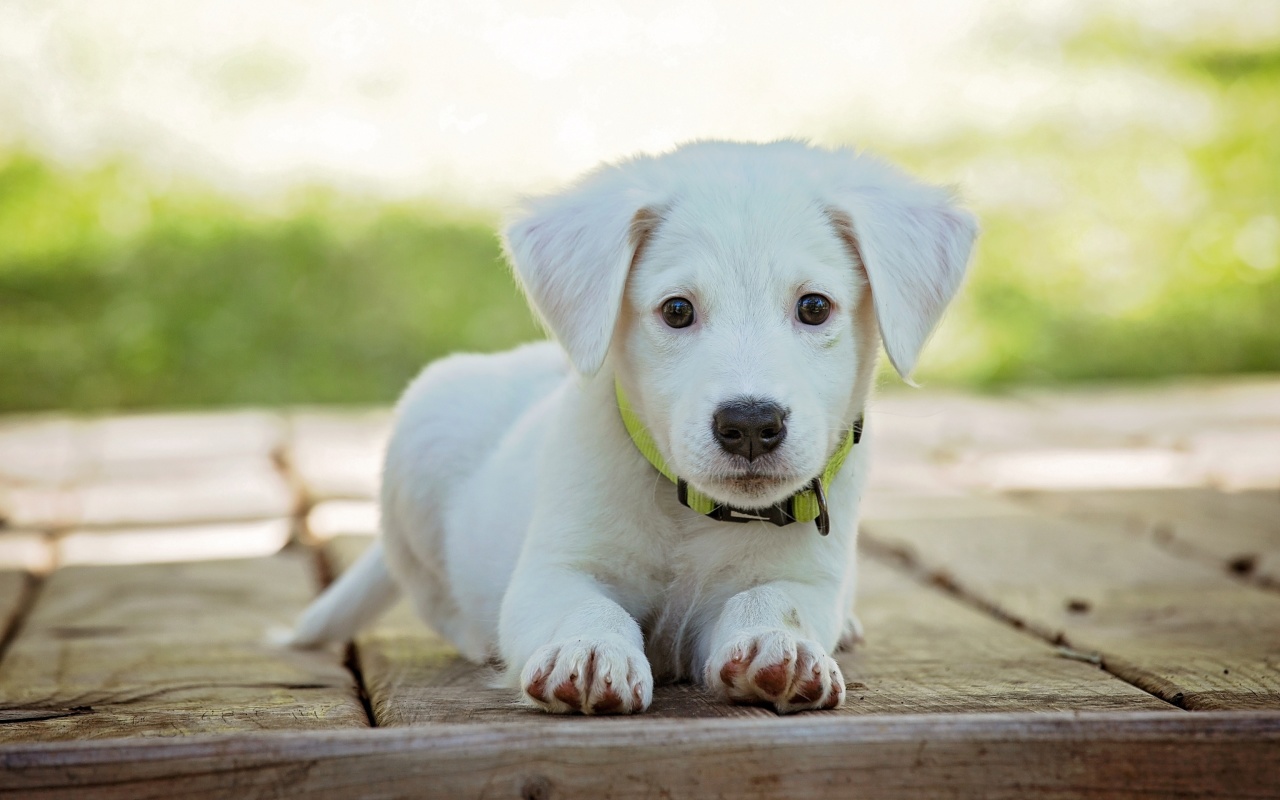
xmin=292 ymin=140 xmax=976 ymax=714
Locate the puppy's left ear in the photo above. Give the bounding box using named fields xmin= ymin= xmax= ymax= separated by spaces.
xmin=828 ymin=174 xmax=978 ymax=380
xmin=503 ymin=170 xmax=662 ymax=376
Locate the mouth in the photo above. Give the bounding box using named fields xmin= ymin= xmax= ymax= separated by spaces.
xmin=705 ymin=468 xmax=804 ymax=505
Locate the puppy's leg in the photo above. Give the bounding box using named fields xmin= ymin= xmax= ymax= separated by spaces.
xmin=836 ymin=612 xmax=866 ymax=651
xmin=501 ymin=568 xmax=652 ymax=715
xmin=701 ymin=582 xmax=845 ymax=714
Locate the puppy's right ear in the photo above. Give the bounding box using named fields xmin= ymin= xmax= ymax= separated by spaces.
xmin=503 ymin=169 xmax=662 ymax=376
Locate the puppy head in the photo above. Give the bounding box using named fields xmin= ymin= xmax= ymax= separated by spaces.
xmin=504 ymin=141 xmax=976 ymax=509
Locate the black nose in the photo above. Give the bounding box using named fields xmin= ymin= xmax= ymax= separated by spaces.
xmin=712 ymin=399 xmax=788 ymax=461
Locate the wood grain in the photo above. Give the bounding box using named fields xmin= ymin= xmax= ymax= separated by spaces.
xmin=845 ymin=555 xmax=1172 ymax=714
xmin=1 ymin=711 xmax=1276 ymax=799
xmin=1010 ymin=488 xmax=1280 ymax=585
xmin=0 ymin=549 xmax=368 ymax=741
xmin=328 ymin=534 xmax=1170 ymax=725
xmin=863 ymin=505 xmax=1280 ymax=710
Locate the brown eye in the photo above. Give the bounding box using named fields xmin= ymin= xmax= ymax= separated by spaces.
xmin=661 ymin=297 xmax=696 ymax=328
xmin=797 ymin=294 xmax=831 ymax=325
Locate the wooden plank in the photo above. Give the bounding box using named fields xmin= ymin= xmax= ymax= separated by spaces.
xmin=0 ymin=531 xmax=55 ymax=573
xmin=0 ymin=412 xmax=292 ymax=531
xmin=0 ymin=411 xmax=284 ymax=485
xmin=0 ymin=483 xmax=77 ymax=533
xmin=73 ymin=463 xmax=295 ymax=528
xmin=80 ymin=411 xmax=284 ymax=476
xmin=325 ymin=536 xmax=576 ymax=725
xmin=1014 ymin=377 xmax=1280 ymax=446
xmin=0 ymin=463 xmax=297 ymax=531
xmin=863 ymin=390 xmax=1044 ymax=496
xmin=863 ymin=507 xmax=1280 ymax=710
xmin=306 ymin=500 xmax=378 ymax=540
xmin=1010 ymin=488 xmax=1280 ymax=586
xmin=286 ymin=410 xmax=389 ymax=501
xmin=328 ymin=534 xmax=1169 ymax=724
xmin=953 ymin=446 xmax=1203 ymax=492
xmin=329 ymin=527 xmax=817 ymax=722
xmin=0 ymin=416 xmax=85 ymax=485
xmin=871 ymin=379 xmax=1280 ymax=495
xmin=1184 ymin=427 xmax=1280 ymax=491
xmin=846 ymin=555 xmax=1173 ymax=714
xmin=869 ymin=389 xmax=1049 ymax=453
xmin=56 ymin=519 xmax=292 ymax=567
xmin=0 ymin=569 xmax=29 ymax=645
xmin=866 ymin=392 xmax=1203 ymax=496
xmin=0 ymin=711 xmax=1277 ymax=799
xmin=2 ymin=465 xmax=297 ymax=531
xmin=0 ymin=549 xmax=369 ymax=741
xmin=860 ymin=490 xmax=1033 ymax=522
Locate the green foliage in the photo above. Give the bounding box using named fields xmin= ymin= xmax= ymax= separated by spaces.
xmin=0 ymin=156 xmax=539 ymax=411
xmin=891 ymin=27 xmax=1280 ymax=387
xmin=1 ymin=21 xmax=1277 ymax=411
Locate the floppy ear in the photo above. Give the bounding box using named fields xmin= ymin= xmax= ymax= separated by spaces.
xmin=503 ymin=170 xmax=662 ymax=376
xmin=828 ymin=181 xmax=978 ymax=380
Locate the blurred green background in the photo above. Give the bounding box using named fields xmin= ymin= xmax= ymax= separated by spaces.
xmin=889 ymin=20 xmax=1280 ymax=387
xmin=1 ymin=8 xmax=1277 ymax=412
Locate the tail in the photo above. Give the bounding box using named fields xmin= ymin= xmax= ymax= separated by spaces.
xmin=290 ymin=539 xmax=400 ymax=648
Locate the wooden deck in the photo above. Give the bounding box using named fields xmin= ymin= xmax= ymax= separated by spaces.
xmin=0 ymin=379 xmax=1278 ymax=798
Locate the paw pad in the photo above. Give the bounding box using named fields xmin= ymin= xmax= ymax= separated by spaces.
xmin=520 ymin=639 xmax=653 ymax=715
xmin=708 ymin=630 xmax=844 ymax=714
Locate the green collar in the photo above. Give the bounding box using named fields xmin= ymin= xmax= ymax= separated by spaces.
xmin=615 ymin=382 xmax=862 ymax=535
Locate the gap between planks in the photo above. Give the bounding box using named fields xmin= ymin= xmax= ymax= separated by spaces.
xmin=857 ymin=533 xmax=1186 ymax=710
xmin=0 ymin=550 xmax=370 ymax=742
xmin=859 ymin=501 xmax=1280 ymax=712
xmin=307 ymin=531 xmax=378 ymax=729
xmin=0 ymin=573 xmax=42 ymax=668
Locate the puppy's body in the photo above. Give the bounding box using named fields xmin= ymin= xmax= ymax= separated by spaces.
xmin=368 ymin=344 xmax=868 ymax=676
xmin=380 ymin=341 xmax=568 ymax=662
xmin=293 ymin=141 xmax=975 ymax=714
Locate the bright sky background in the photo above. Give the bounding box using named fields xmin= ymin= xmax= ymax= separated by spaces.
xmin=0 ymin=0 xmax=1274 ymax=205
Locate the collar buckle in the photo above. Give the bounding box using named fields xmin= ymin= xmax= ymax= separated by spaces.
xmin=678 ymin=479 xmax=798 ymax=527
xmin=808 ymin=477 xmax=831 ymax=536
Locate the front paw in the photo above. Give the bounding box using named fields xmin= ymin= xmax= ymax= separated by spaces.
xmin=520 ymin=638 xmax=653 ymax=715
xmin=706 ymin=630 xmax=844 ymax=714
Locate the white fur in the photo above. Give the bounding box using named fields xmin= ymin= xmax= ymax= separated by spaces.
xmin=291 ymin=140 xmax=976 ymax=715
